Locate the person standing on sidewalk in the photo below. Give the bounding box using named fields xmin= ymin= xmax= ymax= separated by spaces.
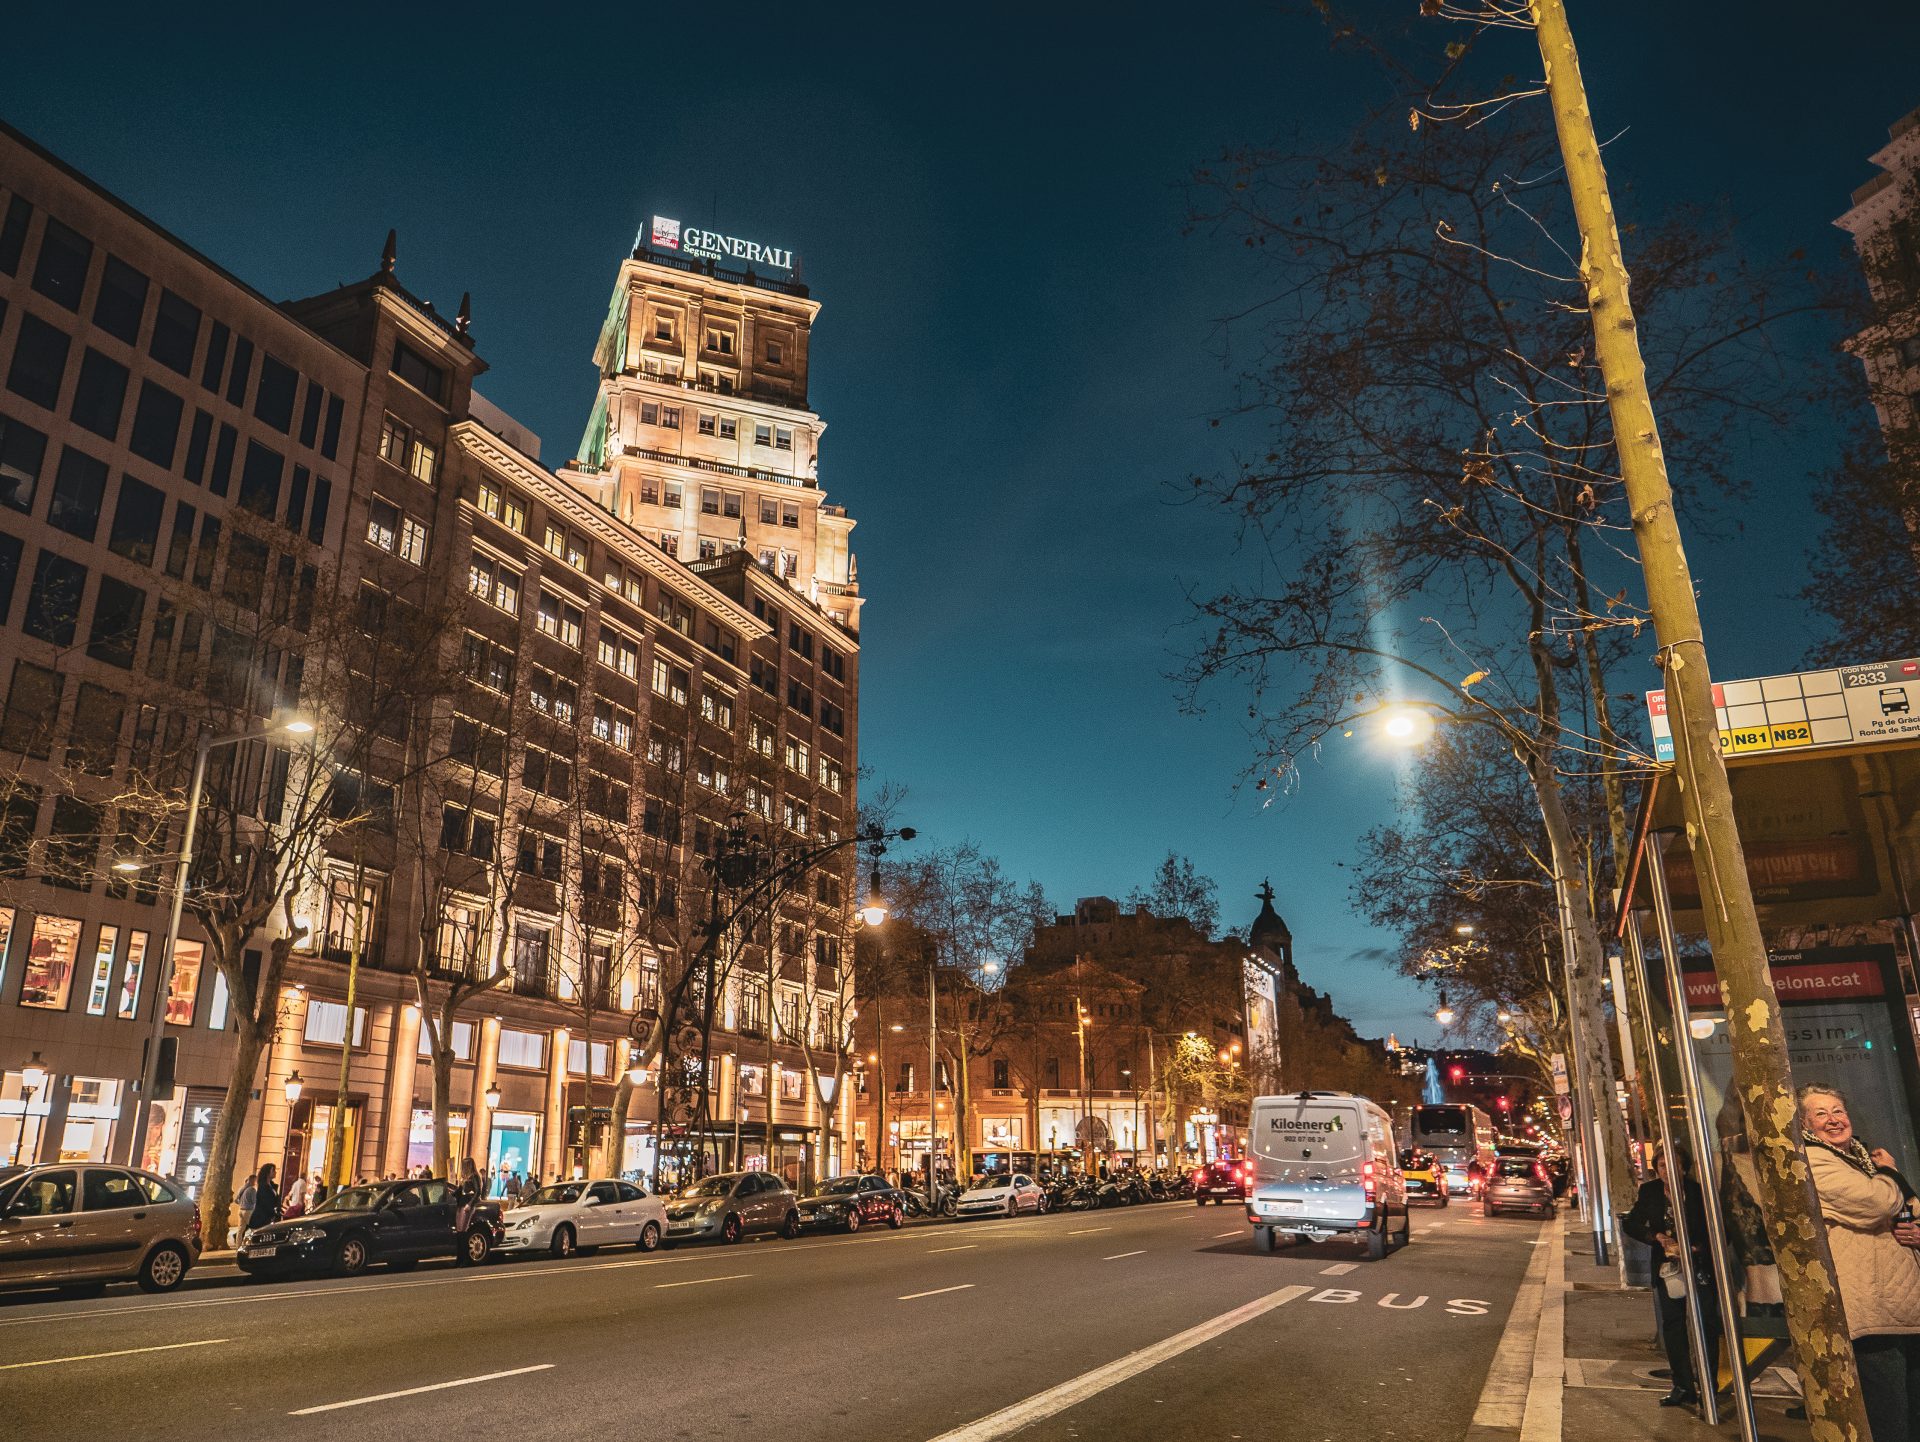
xmin=1623 ymin=1146 xmax=1722 ymax=1409
xmin=245 ymin=1163 xmax=281 ymax=1237
xmin=1798 ymin=1085 xmax=1920 ymax=1442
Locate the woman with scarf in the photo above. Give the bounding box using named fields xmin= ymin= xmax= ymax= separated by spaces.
xmin=1799 ymin=1084 xmax=1920 ymax=1441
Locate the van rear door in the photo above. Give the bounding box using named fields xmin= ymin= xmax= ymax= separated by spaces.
xmin=1250 ymin=1099 xmax=1370 ymax=1228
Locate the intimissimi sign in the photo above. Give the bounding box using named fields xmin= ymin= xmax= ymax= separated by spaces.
xmin=649 ymin=215 xmax=795 ymax=273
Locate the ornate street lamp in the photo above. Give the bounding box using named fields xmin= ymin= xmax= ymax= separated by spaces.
xmin=11 ymin=1053 xmax=48 ymax=1166
xmin=1434 ymin=988 xmax=1456 ymax=1028
xmin=284 ymin=1070 xmax=305 ymax=1103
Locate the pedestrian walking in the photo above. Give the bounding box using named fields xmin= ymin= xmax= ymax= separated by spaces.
xmin=1622 ymin=1146 xmax=1721 ymax=1410
xmin=311 ymin=1173 xmax=328 ymax=1208
xmin=246 ymin=1163 xmax=282 ymax=1237
xmin=1799 ymin=1084 xmax=1920 ymax=1442
xmin=235 ymin=1171 xmax=257 ymax=1236
xmin=455 ymin=1156 xmax=482 ymax=1231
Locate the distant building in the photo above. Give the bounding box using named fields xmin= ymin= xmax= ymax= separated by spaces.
xmin=1836 ymin=104 xmax=1920 ymax=460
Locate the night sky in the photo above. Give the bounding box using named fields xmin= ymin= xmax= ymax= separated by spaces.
xmin=10 ymin=3 xmax=1919 ymax=1042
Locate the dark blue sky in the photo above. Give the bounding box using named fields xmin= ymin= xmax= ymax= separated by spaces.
xmin=11 ymin=2 xmax=1918 ymax=1041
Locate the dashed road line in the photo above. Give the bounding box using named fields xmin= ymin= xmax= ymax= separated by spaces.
xmin=654 ymin=1273 xmax=752 ymax=1290
xmin=929 ymin=1245 xmax=978 ymax=1254
xmin=0 ymin=1337 xmax=228 ymax=1371
xmin=290 ymin=1363 xmax=554 ymax=1415
xmin=1102 ymin=1251 xmax=1145 ymax=1261
xmin=1213 ymin=1230 xmax=1242 ymax=1239
xmin=900 ymin=1283 xmax=976 ymax=1301
xmin=1067 ymin=1227 xmax=1110 ymax=1236
xmin=1320 ymin=1262 xmax=1358 ymax=1275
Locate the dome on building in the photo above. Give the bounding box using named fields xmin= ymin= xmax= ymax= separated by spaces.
xmin=1249 ymin=879 xmax=1293 ymax=961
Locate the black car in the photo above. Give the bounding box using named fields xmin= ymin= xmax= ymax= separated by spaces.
xmin=1192 ymin=1159 xmax=1248 ymax=1205
xmin=796 ymin=1174 xmax=907 ymax=1233
xmin=236 ymin=1178 xmax=503 ymax=1278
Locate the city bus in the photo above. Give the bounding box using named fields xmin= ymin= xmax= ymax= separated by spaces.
xmin=1410 ymin=1103 xmax=1496 ymax=1198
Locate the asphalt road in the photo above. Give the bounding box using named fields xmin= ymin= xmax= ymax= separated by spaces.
xmin=0 ymin=1197 xmax=1543 ymax=1442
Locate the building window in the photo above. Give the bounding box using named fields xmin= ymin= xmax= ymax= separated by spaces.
xmin=163 ymin=939 xmax=204 ymax=1026
xmin=468 ymin=553 xmax=520 ymax=615
xmin=498 ymin=1025 xmax=547 ymax=1069
xmin=303 ymin=1000 xmax=370 ymax=1048
xmin=391 ymin=340 xmax=446 ymax=403
xmin=766 ymin=339 xmax=784 ymax=365
xmin=775 ymin=427 xmax=793 ymax=451
xmin=321 ymin=871 xmax=381 ymax=958
xmin=18 ymin=913 xmax=84 ymax=1010
xmin=31 ymin=216 xmax=91 ymax=311
xmin=535 ymin=591 xmax=582 ymax=647
xmin=754 ymin=423 xmax=772 ymax=448
xmin=718 ymin=417 xmax=738 ymax=441
xmin=115 ymin=931 xmax=148 ymax=1020
xmin=700 ymin=691 xmax=733 ymax=728
xmin=705 ymin=330 xmax=735 ymax=355
xmin=475 ymin=478 xmax=526 ymax=532
xmin=93 ymin=255 xmax=149 ymax=344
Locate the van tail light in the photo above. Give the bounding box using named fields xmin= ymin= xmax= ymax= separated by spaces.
xmin=1534 ymin=1161 xmax=1550 ymax=1187
xmin=1362 ymin=1159 xmax=1376 ymax=1202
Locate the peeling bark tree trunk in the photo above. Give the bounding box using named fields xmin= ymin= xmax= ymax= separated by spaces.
xmin=199 ymin=1018 xmax=270 ymax=1251
xmin=430 ymin=1032 xmax=456 ymax=1178
xmin=1530 ymin=3 xmax=1867 ymax=1434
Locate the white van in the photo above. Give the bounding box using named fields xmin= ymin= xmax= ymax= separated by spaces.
xmin=1245 ymin=1091 xmax=1410 ymax=1259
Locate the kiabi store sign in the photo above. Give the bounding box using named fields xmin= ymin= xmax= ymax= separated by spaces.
xmin=649 ymin=215 xmax=795 ymax=273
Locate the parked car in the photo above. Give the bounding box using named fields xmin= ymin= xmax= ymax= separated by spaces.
xmin=1398 ymin=1148 xmax=1450 ymax=1206
xmin=663 ymin=1170 xmax=799 ymax=1245
xmin=1482 ymin=1154 xmax=1556 ymax=1218
xmin=1192 ymin=1159 xmax=1249 ymax=1206
xmin=796 ymin=1174 xmax=906 ymax=1233
xmin=955 ymin=1173 xmax=1047 ymax=1219
xmin=497 ymin=1178 xmax=665 ymax=1258
xmin=0 ymin=1163 xmax=201 ymax=1294
xmin=1245 ymin=1091 xmax=1410 ymax=1260
xmin=236 ymin=1178 xmax=501 ymax=1278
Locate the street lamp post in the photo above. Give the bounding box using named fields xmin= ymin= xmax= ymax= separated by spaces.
xmin=11 ymin=1052 xmax=48 ymax=1165
xmin=122 ymin=716 xmax=312 ymax=1168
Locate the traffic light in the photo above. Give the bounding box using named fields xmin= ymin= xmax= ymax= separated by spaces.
xmin=1496 ymin=1096 xmax=1510 ymax=1112
xmin=1448 ymin=1065 xmax=1465 ymax=1083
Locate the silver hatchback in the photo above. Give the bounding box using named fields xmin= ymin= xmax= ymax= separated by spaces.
xmin=1482 ymin=1155 xmax=1555 ymax=1218
xmin=0 ymin=1164 xmax=203 ymax=1293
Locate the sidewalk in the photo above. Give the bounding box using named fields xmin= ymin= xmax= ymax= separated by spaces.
xmin=1474 ymin=1210 xmax=1812 ymax=1442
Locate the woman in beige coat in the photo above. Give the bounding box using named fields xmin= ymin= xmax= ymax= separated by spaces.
xmin=1799 ymin=1084 xmax=1920 ymax=1442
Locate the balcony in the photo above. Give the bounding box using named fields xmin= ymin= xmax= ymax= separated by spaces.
xmin=631 ymin=244 xmax=810 ymax=298
xmin=621 ymin=444 xmax=814 ymax=489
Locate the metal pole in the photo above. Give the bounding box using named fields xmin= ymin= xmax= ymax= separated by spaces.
xmin=1623 ymin=909 xmax=1718 ymax=1425
xmin=1644 ymin=834 xmax=1759 ymax=1441
xmin=927 ymin=958 xmax=938 ymax=1209
xmin=125 ymin=733 xmax=211 ymax=1167
xmin=10 ymin=1083 xmax=39 ymax=1165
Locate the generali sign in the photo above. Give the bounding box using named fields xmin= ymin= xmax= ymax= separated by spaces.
xmin=649 ymin=215 xmax=794 ymax=273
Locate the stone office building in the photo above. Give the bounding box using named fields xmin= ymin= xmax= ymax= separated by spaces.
xmin=0 ymin=122 xmax=864 ymax=1201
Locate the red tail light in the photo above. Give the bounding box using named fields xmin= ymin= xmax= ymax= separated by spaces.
xmin=189 ymin=1207 xmax=203 ymax=1244
xmin=1533 ymin=1161 xmax=1550 ymax=1187
xmin=1362 ymin=1159 xmax=1376 ymax=1202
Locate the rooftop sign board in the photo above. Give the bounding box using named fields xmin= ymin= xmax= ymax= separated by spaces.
xmin=1645 ymin=658 xmax=1920 ymax=762
xmin=648 ymin=214 xmax=795 ymax=274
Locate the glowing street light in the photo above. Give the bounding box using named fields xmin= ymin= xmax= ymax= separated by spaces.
xmin=283 ymin=1070 xmax=305 ymax=1104
xmin=1434 ymin=988 xmax=1456 ymax=1028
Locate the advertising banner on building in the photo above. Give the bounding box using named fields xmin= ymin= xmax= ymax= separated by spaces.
xmin=175 ymin=1087 xmax=227 ymax=1201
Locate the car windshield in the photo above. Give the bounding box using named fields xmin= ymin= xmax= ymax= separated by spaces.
xmin=1497 ymin=1158 xmax=1538 ymax=1178
xmin=315 ymin=1185 xmax=384 ymax=1213
xmin=526 ymin=1183 xmax=587 ymax=1206
xmin=817 ymin=1177 xmax=862 ymax=1195
xmin=967 ymin=1177 xmax=1004 ymax=1190
xmin=681 ymin=1176 xmax=737 ymax=1199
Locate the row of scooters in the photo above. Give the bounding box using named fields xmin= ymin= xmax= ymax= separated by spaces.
xmin=1046 ymin=1167 xmax=1196 ymax=1211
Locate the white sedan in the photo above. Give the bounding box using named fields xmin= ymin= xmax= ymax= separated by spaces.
xmin=955 ymin=1173 xmax=1048 ymax=1219
xmin=497 ymin=1179 xmax=666 ymax=1258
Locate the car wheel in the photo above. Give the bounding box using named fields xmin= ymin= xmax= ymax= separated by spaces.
xmin=845 ymin=1209 xmax=862 ymax=1234
xmin=721 ymin=1214 xmax=743 ymax=1245
xmin=335 ymin=1233 xmax=371 ymax=1277
xmin=638 ymin=1221 xmax=661 ymax=1252
xmin=1006 ymin=1198 xmax=1018 ymax=1218
xmin=886 ymin=1206 xmax=904 ymax=1230
xmin=461 ymin=1229 xmax=491 ymax=1265
xmin=550 ymin=1224 xmax=577 ymax=1259
xmin=1196 ymin=1196 xmax=1208 ymax=1206
xmin=1365 ymin=1215 xmax=1388 ymax=1261
xmin=139 ymin=1244 xmax=192 ymax=1297
xmin=1483 ymin=1202 xmax=1497 ymax=1219
xmin=781 ymin=1211 xmax=802 ymax=1240
xmin=1037 ymin=1194 xmax=1050 ymax=1215
xmin=1398 ymin=1210 xmax=1413 ymax=1248
xmin=1258 ymin=1225 xmax=1277 ymax=1253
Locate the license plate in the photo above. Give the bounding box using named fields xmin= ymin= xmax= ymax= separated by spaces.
xmin=1260 ymin=1200 xmax=1303 ymax=1215
xmin=248 ymin=1245 xmax=278 ymax=1258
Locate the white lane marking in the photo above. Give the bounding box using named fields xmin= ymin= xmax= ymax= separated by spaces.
xmin=1470 ymin=1220 xmax=1550 ymax=1432
xmin=1520 ymin=1214 xmax=1567 ymax=1442
xmin=290 ymin=1363 xmax=554 ymax=1416
xmin=926 ymin=1284 xmax=1313 ymax=1442
xmin=929 ymin=1245 xmax=978 ymax=1253
xmin=1102 ymin=1251 xmax=1145 ymax=1261
xmin=1067 ymin=1227 xmax=1110 ymax=1236
xmin=1320 ymin=1263 xmax=1357 ymax=1276
xmin=0 ymin=1337 xmax=228 ymax=1371
xmin=1213 ymin=1230 xmax=1241 ymax=1239
xmin=900 ymin=1283 xmax=976 ymax=1301
xmin=654 ymin=1272 xmax=751 ymax=1290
